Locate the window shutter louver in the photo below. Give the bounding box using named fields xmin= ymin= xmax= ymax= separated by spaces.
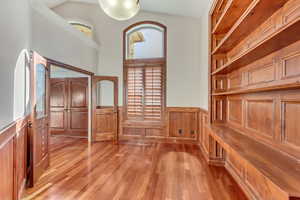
xmin=144 ymin=65 xmax=163 ymax=120
xmin=127 ymin=67 xmax=144 ymax=119
xmin=125 ymin=62 xmax=164 ymax=121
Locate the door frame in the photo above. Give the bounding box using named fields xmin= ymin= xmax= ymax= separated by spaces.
xmin=47 ymin=58 xmax=94 ymax=143
xmin=92 ymin=76 xmax=119 ymax=143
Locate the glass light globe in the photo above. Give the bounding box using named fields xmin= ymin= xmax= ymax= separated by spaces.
xmin=99 ymin=0 xmax=140 ymax=21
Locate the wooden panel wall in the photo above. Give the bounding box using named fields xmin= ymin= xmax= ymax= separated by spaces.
xmin=117 ymin=107 xmax=207 ymax=143
xmin=0 ymin=116 xmax=28 ymax=200
xmin=209 ymin=0 xmax=300 ymax=199
xmin=225 ymin=90 xmax=300 ymax=159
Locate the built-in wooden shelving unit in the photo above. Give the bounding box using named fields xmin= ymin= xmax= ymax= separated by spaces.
xmin=200 ymin=0 xmax=300 ymax=199
xmin=212 ymin=0 xmax=289 ymax=54
xmin=212 ymin=16 xmax=300 ymax=75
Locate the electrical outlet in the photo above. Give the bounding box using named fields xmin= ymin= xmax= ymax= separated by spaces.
xmin=178 ymin=129 xmax=183 ymax=135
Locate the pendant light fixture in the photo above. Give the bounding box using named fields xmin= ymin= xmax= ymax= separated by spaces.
xmin=99 ymin=0 xmax=140 ymax=21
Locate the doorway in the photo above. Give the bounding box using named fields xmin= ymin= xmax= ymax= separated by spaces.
xmin=92 ymin=76 xmax=119 ymax=143
xmin=48 ymin=62 xmax=93 ymax=140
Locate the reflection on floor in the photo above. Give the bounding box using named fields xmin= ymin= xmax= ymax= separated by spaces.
xmin=23 ymin=136 xmax=247 ymax=200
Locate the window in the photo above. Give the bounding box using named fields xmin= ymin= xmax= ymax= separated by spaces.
xmin=125 ymin=24 xmax=165 ymax=59
xmin=69 ymin=21 xmax=93 ymax=37
xmin=124 ymin=22 xmax=166 ymax=122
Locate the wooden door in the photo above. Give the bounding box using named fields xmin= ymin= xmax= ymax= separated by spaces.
xmin=92 ymin=76 xmax=118 ymax=143
xmin=50 ymin=78 xmax=88 ymax=137
xmin=68 ymin=78 xmax=89 ymax=137
xmin=28 ymin=52 xmax=50 ymax=187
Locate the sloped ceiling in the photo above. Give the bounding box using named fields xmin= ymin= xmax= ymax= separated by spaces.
xmin=42 ymin=0 xmax=212 ymax=18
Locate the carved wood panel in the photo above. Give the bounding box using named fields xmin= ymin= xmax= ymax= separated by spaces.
xmin=228 ymin=98 xmax=243 ymax=126
xmin=0 ymin=139 xmax=14 ymax=200
xmin=212 ymin=97 xmax=227 ymax=123
xmin=169 ymin=112 xmax=198 ymax=139
xmin=281 ymin=100 xmax=300 ymax=148
xmin=246 ymin=99 xmax=275 ymax=139
xmin=15 ymin=123 xmax=28 ymax=199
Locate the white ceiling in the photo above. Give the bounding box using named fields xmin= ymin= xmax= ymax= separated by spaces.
xmin=43 ymin=0 xmax=212 ymax=18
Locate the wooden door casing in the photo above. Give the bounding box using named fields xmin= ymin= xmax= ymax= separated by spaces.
xmin=92 ymin=76 xmax=119 ymax=143
xmin=50 ymin=78 xmax=89 ymax=137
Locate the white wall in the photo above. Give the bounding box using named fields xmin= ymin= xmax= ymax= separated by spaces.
xmin=0 ymin=0 xmax=101 ymax=130
xmin=50 ymin=65 xmax=88 ymax=78
xmin=0 ymin=0 xmax=31 ymax=130
xmin=198 ymin=3 xmax=213 ymax=110
xmin=30 ymin=0 xmax=99 ymax=73
xmin=54 ymin=3 xmax=207 ymax=109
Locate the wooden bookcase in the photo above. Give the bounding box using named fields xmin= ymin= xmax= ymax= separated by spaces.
xmin=204 ymin=0 xmax=300 ymax=199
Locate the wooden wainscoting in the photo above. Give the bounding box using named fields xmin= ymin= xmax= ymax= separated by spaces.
xmin=117 ymin=107 xmax=209 ymax=144
xmin=0 ymin=116 xmax=29 ymax=200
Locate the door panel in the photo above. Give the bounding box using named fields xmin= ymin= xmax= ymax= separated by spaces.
xmin=70 ymin=80 xmax=88 ymax=108
xmin=68 ymin=78 xmax=88 ymax=137
xmin=94 ymin=108 xmax=117 ymax=141
xmin=50 ymin=78 xmax=88 ymax=137
xmin=28 ymin=52 xmax=49 ymax=187
xmin=50 ymin=79 xmax=67 ymax=135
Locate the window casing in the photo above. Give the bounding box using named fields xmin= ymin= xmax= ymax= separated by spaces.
xmin=123 ymin=22 xmax=166 ymax=122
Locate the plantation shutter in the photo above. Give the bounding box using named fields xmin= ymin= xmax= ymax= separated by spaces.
xmin=127 ymin=67 xmax=143 ymax=119
xmin=144 ymin=65 xmax=163 ymax=120
xmin=126 ymin=63 xmax=164 ymax=121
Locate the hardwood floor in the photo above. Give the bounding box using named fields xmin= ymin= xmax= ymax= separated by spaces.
xmin=23 ymin=137 xmax=247 ymax=200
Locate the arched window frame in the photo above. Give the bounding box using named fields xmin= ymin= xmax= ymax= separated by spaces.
xmin=123 ymin=21 xmax=167 ymax=123
xmin=68 ymin=20 xmax=94 ymax=38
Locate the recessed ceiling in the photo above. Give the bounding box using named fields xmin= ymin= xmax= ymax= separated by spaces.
xmin=43 ymin=0 xmax=212 ymax=18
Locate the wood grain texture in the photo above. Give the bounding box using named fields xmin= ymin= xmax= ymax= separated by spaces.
xmin=0 ymin=137 xmax=14 ymax=200
xmin=23 ymin=136 xmax=247 ymax=200
xmin=50 ymin=78 xmax=89 ymax=137
xmin=92 ymin=76 xmax=119 ymax=143
xmin=0 ymin=115 xmax=29 ymax=200
xmin=209 ymin=0 xmax=300 ymax=199
xmin=209 ymin=125 xmax=300 ymax=199
xmin=28 ymin=52 xmax=50 ymax=187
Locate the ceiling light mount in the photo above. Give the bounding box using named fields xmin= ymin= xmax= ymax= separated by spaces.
xmin=99 ymin=0 xmax=140 ymax=21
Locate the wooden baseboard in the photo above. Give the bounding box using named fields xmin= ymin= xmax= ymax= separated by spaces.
xmin=119 ymin=136 xmax=199 ymax=145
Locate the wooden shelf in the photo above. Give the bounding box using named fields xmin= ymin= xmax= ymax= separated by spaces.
xmin=208 ymin=124 xmax=300 ymax=198
xmin=212 ymin=16 xmax=300 ymax=75
xmin=212 ymin=82 xmax=300 ymax=96
xmin=212 ymin=0 xmax=253 ymax=34
xmin=212 ymin=0 xmax=288 ymax=55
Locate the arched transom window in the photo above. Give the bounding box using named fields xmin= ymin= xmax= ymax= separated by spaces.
xmin=125 ymin=23 xmax=165 ymax=59
xmin=123 ymin=21 xmax=166 ymax=123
